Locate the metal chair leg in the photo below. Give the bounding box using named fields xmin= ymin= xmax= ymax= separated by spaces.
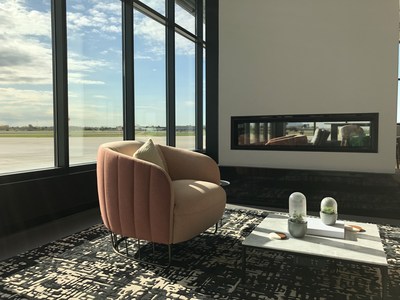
xmin=110 ymin=233 xmax=171 ymax=268
xmin=168 ymin=244 xmax=172 ymax=265
xmin=214 ymin=222 xmax=218 ymax=233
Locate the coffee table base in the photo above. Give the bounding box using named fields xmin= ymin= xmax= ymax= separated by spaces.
xmin=242 ymin=245 xmax=389 ymax=298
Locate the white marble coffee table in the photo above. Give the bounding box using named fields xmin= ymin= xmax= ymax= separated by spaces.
xmin=242 ymin=213 xmax=389 ymax=297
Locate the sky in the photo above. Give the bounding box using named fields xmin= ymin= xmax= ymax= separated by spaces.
xmin=5 ymin=0 xmax=395 ymax=127
xmin=0 ymin=0 xmax=199 ymax=127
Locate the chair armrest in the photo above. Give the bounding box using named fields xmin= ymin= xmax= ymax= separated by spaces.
xmin=158 ymin=145 xmax=221 ymax=184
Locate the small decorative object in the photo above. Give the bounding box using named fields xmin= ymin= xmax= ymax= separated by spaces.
xmin=288 ymin=192 xmax=307 ymax=238
xmin=268 ymin=232 xmax=287 ymax=240
xmin=345 ymin=224 xmax=366 ymax=232
xmin=320 ymin=197 xmax=338 ymax=225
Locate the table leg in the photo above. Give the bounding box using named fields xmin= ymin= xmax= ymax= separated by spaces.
xmin=242 ymin=246 xmax=246 ymax=280
xmin=380 ymin=266 xmax=389 ymax=299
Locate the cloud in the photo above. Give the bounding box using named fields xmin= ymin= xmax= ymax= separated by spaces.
xmin=67 ymin=98 xmax=122 ymax=127
xmin=175 ymin=33 xmax=195 ymax=56
xmin=0 ymin=0 xmax=51 ymax=37
xmin=134 ymin=6 xmax=197 ymax=59
xmin=67 ymin=0 xmax=121 ymax=35
xmin=139 ymin=0 xmax=165 ymax=14
xmin=134 ymin=54 xmax=154 ymax=60
xmin=0 ymin=1 xmax=53 ymax=85
xmin=0 ymin=0 xmax=117 ymax=86
xmin=0 ymin=36 xmax=53 ymax=85
xmin=67 ymin=52 xmax=110 ymax=84
xmin=183 ymin=100 xmax=195 ymax=107
xmin=0 ymin=0 xmax=199 ymax=127
xmin=66 ymin=1 xmax=122 ymax=82
xmin=0 ymin=46 xmax=32 ymax=67
xmin=175 ymin=3 xmax=195 ymax=35
xmin=0 ymin=0 xmax=122 ymax=127
xmin=71 ymin=4 xmax=85 ymax=11
xmin=0 ymin=87 xmax=53 ymax=126
xmin=134 ymin=12 xmax=165 ymax=60
xmin=68 ymin=73 xmax=105 ymax=85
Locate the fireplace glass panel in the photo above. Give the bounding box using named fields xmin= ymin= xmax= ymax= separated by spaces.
xmin=232 ymin=113 xmax=378 ymax=152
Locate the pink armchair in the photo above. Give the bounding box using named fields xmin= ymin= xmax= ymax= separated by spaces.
xmin=96 ymin=140 xmax=226 ymax=264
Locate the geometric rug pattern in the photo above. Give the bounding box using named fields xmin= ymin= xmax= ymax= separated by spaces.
xmin=0 ymin=208 xmax=399 ymax=299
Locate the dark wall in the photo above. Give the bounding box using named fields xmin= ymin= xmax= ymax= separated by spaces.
xmin=221 ymin=166 xmax=400 ymax=220
xmin=0 ymin=168 xmax=98 ymax=237
xmin=2 ymin=164 xmax=399 ymax=238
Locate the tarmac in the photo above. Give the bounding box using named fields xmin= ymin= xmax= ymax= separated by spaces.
xmin=0 ymin=136 xmax=197 ymax=174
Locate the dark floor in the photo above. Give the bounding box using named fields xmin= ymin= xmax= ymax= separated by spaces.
xmin=1 ymin=203 xmax=399 ymax=262
xmin=0 ymin=208 xmax=102 ymax=261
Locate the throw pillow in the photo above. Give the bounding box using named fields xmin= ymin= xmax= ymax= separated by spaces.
xmin=133 ymin=139 xmax=168 ymax=171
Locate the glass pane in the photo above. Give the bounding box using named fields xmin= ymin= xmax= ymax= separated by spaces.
xmin=67 ymin=0 xmax=123 ymax=165
xmin=0 ymin=0 xmax=54 ymax=174
xmin=175 ymin=33 xmax=195 ymax=149
xmin=140 ymin=0 xmax=165 ymax=16
xmin=134 ymin=10 xmax=166 ymax=145
xmin=232 ymin=114 xmax=378 ymax=152
xmin=175 ymin=0 xmax=195 ymax=35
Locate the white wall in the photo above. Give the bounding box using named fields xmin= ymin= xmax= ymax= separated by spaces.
xmin=219 ymin=0 xmax=399 ymax=173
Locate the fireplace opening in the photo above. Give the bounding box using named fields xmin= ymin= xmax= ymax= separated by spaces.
xmin=231 ymin=113 xmax=378 ymax=153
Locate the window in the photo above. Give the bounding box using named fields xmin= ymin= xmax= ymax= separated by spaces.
xmin=140 ymin=0 xmax=165 ymax=16
xmin=0 ymin=0 xmax=54 ymax=174
xmin=67 ymin=0 xmax=123 ymax=165
xmin=175 ymin=0 xmax=195 ymax=35
xmin=175 ymin=33 xmax=196 ymax=149
xmin=133 ymin=0 xmax=205 ymax=150
xmin=0 ymin=0 xmax=208 ymax=178
xmin=134 ymin=9 xmax=167 ymax=144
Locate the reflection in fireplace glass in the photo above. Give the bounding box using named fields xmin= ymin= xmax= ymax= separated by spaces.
xmin=232 ymin=113 xmax=378 ymax=153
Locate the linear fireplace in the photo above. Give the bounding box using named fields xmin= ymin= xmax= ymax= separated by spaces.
xmin=231 ymin=113 xmax=378 ymax=153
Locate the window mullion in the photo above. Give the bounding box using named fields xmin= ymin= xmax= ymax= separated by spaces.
xmin=122 ymin=0 xmax=135 ymax=140
xmin=195 ymin=0 xmax=203 ymax=150
xmin=166 ymin=0 xmax=176 ymax=146
xmin=51 ymin=0 xmax=69 ymax=167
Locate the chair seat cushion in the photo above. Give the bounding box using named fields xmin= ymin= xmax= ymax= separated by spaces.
xmin=171 ymin=179 xmax=226 ymax=243
xmin=172 ymin=179 xmax=225 ymax=215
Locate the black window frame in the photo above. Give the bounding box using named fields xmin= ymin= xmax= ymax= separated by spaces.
xmin=128 ymin=0 xmax=206 ymax=149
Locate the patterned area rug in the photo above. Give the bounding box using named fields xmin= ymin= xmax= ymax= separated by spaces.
xmin=0 ymin=208 xmax=399 ymax=299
